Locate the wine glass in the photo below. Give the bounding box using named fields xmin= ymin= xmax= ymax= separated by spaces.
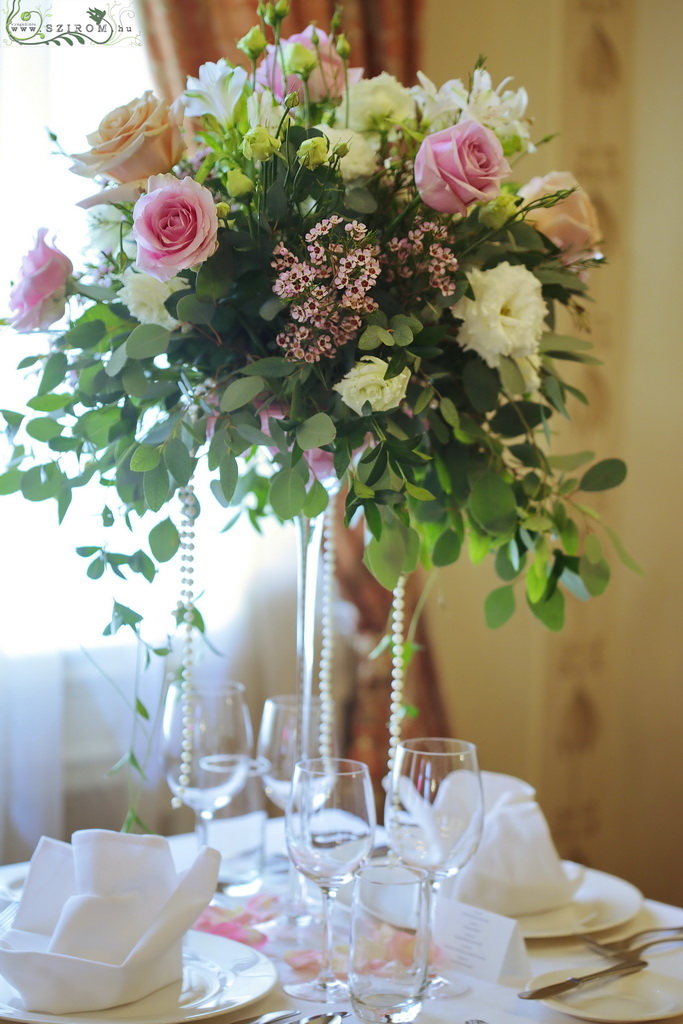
xmin=285 ymin=757 xmax=376 ymax=1002
xmin=162 ymin=680 xmax=253 ymax=848
xmin=257 ymin=694 xmax=323 ymax=926
xmin=384 ymin=737 xmax=484 ymax=997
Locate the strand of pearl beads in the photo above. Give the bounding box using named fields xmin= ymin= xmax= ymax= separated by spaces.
xmin=173 ymin=483 xmax=197 ymax=808
xmin=318 ymin=492 xmax=337 ymax=761
xmin=387 ymin=573 xmax=407 ymax=776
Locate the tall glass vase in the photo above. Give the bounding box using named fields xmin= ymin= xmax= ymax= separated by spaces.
xmin=294 ymin=511 xmax=325 ymax=764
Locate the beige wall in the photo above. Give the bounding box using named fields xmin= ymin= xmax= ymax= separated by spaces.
xmin=420 ymin=0 xmax=683 ymax=903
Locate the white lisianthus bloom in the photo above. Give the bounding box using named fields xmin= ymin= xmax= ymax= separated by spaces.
xmin=412 ymin=71 xmax=468 ymax=132
xmin=246 ymin=88 xmax=288 ymax=134
xmin=87 ymin=206 xmax=136 ymax=259
xmin=316 ymin=125 xmax=378 ymax=182
xmin=345 ymin=72 xmax=416 ymax=139
xmin=117 ymin=267 xmax=186 ymax=330
xmin=459 ymin=68 xmax=534 ymax=156
xmin=452 ymin=262 xmax=546 ymax=368
xmin=181 ymin=60 xmax=249 ymax=129
xmin=334 ymin=356 xmax=411 ymax=415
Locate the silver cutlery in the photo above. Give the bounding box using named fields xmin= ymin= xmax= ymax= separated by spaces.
xmin=225 ymin=1011 xmax=300 ymax=1024
xmin=583 ymin=931 xmax=683 ymax=960
xmin=518 ymin=958 xmax=648 ymax=1000
xmin=580 ymin=925 xmax=683 ymax=954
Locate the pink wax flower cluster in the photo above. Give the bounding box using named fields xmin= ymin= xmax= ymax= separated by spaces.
xmin=272 ymin=215 xmax=381 ymax=362
xmin=384 ymin=220 xmax=460 ymax=298
xmin=256 ymin=26 xmax=363 ymax=102
xmin=132 ymin=174 xmax=219 ymax=282
xmin=9 ymin=229 xmax=73 ymax=332
xmin=414 ymin=119 xmax=511 ymax=215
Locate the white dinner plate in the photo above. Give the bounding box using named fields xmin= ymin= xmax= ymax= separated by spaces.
xmin=0 ymin=932 xmax=277 ymax=1024
xmin=517 ymin=865 xmax=643 ymax=939
xmin=525 ymin=968 xmax=683 ymax=1022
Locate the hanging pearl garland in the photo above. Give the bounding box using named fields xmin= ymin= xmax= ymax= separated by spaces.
xmin=172 ymin=483 xmax=198 ymax=808
xmin=387 ymin=573 xmax=407 ymax=776
xmin=318 ymin=492 xmax=337 ymax=761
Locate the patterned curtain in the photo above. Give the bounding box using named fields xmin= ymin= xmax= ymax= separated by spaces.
xmin=134 ymin=0 xmax=423 ymax=104
xmin=132 ymin=0 xmax=445 ymax=798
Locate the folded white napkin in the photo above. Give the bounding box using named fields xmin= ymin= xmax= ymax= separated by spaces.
xmin=451 ymin=772 xmax=583 ymax=917
xmin=0 ymin=829 xmax=220 ymax=1014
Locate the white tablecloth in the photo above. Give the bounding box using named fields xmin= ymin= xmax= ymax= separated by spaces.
xmin=1 ymin=821 xmax=683 ymax=1024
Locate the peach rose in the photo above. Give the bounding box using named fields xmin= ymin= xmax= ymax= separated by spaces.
xmin=518 ymin=171 xmax=602 ymax=262
xmin=70 ymin=91 xmax=184 ymax=184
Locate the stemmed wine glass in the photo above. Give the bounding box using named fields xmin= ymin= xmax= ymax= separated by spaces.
xmin=257 ymin=694 xmax=322 ymax=926
xmin=285 ymin=757 xmax=376 ymax=1002
xmin=384 ymin=737 xmax=484 ymax=997
xmin=162 ymin=680 xmax=253 ymax=848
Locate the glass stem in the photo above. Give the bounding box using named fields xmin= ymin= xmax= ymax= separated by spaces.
xmin=295 ymin=514 xmax=324 ymax=762
xmin=195 ymin=811 xmax=211 ymax=849
xmin=284 ymin=860 xmax=308 ymax=918
xmin=318 ymin=885 xmax=337 ymax=986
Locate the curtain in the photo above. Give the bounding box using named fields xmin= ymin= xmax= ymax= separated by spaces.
xmin=135 ymin=0 xmax=424 ymax=104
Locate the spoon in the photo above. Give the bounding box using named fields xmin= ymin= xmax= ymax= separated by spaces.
xmin=300 ymin=1014 xmax=349 ymax=1024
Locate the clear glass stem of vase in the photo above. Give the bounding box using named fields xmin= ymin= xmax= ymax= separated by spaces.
xmin=294 ymin=513 xmax=324 ymax=763
xmin=317 ymin=885 xmax=338 ymax=988
xmin=195 ymin=810 xmax=212 ymax=849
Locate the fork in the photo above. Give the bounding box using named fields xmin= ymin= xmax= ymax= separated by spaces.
xmin=583 ymin=931 xmax=683 ymax=959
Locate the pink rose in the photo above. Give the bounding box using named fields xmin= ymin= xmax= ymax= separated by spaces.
xmin=133 ymin=174 xmax=218 ymax=282
xmin=414 ymin=121 xmax=511 ymax=215
xmin=256 ymin=27 xmax=362 ymax=103
xmin=518 ymin=171 xmax=602 ymax=262
xmin=9 ymin=229 xmax=73 ymax=332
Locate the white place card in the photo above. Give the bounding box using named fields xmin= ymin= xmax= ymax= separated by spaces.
xmin=433 ymin=897 xmax=529 ymax=983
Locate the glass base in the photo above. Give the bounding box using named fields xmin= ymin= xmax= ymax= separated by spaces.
xmin=284 ymin=975 xmax=349 ymax=1003
xmin=426 ymin=972 xmax=470 ymax=998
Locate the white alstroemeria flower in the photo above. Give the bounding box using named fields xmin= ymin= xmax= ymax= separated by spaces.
xmin=117 ymin=267 xmax=186 ymax=330
xmin=334 ymin=356 xmax=411 ymax=416
xmin=246 ymin=88 xmax=288 ymax=134
xmin=452 ymin=262 xmax=546 ymax=368
xmin=345 ymin=72 xmax=416 ymax=139
xmin=412 ymin=71 xmax=468 ymax=132
xmin=459 ymin=67 xmax=534 ymax=155
xmin=316 ymin=125 xmax=378 ymax=182
xmin=181 ymin=60 xmax=249 ymax=128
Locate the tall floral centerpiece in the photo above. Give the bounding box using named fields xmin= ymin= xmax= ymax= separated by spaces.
xmin=2 ymin=4 xmax=630 ymax=813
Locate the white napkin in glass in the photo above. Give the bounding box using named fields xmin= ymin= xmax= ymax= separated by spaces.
xmin=450 ymin=772 xmax=582 ymax=917
xmin=0 ymin=829 xmax=220 ymax=1013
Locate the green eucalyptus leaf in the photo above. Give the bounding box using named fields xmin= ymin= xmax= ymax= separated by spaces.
xmin=432 ymin=528 xmax=461 ymax=567
xmin=484 ymin=585 xmax=516 ymax=628
xmin=176 ymin=294 xmax=215 ymax=325
xmin=296 ymin=412 xmax=336 ymax=451
xmin=344 ymin=186 xmax=378 ymax=213
xmin=364 ymin=525 xmax=405 ymax=591
xmin=38 ymin=352 xmax=68 ymax=395
xmin=584 ymin=533 xmax=602 ymax=564
xmin=498 ymin=357 xmax=527 ymax=395
xmin=220 ymin=375 xmax=265 ymax=413
xmin=604 ymin=524 xmax=644 ymax=575
xmin=195 ymin=239 xmax=234 ymax=302
xmin=547 ymin=451 xmax=595 ymax=471
xmin=0 ymin=469 xmax=22 ymax=495
xmin=302 ymin=480 xmax=329 ymax=517
xmin=219 ymin=453 xmax=239 ymax=503
xmin=26 ymin=418 xmax=63 ymax=442
xmin=163 ymin=438 xmax=196 ymax=486
xmin=242 ymin=358 xmax=298 ymax=377
xmin=439 ymin=397 xmax=460 ymax=429
xmin=469 ymin=472 xmax=517 ymax=535
xmin=414 ymin=386 xmax=434 ymax=416
xmin=463 ymin=358 xmax=499 ymax=413
xmin=269 ymin=469 xmax=306 ymax=519
xmin=130 ymin=444 xmax=161 ymax=472
xmin=529 ymin=587 xmax=565 ymax=630
xmin=27 ymin=394 xmax=70 ymax=412
xmin=359 ymin=324 xmax=394 ymax=350
xmin=579 ymin=555 xmax=610 ymax=596
xmin=105 ymin=344 xmax=128 ymax=378
xmin=143 ymin=463 xmax=170 ymax=512
xmin=149 ymin=518 xmax=180 ymax=562
xmin=579 ymin=458 xmax=627 ymax=492
xmin=126 ymin=323 xmax=171 ymax=359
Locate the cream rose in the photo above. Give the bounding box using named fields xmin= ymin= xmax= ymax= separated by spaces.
xmin=70 ymin=92 xmax=184 ymax=184
xmin=518 ymin=171 xmax=602 ymax=263
xmin=334 ymin=356 xmax=410 ymax=415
